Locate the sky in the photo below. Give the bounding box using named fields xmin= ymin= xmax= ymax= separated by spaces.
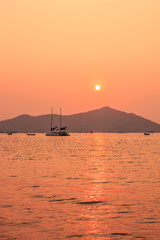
xmin=1 ymin=0 xmax=160 ymax=123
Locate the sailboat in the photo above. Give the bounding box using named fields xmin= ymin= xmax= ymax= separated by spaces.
xmin=58 ymin=108 xmax=70 ymax=136
xmin=46 ymin=108 xmax=59 ymax=136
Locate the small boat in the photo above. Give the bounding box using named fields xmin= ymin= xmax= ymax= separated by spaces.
xmin=144 ymin=132 xmax=150 ymax=135
xmin=7 ymin=132 xmax=12 ymax=135
xmin=27 ymin=133 xmax=36 ymax=136
xmin=46 ymin=108 xmax=59 ymax=136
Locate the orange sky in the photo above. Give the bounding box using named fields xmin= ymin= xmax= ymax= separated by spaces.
xmin=1 ymin=0 xmax=160 ymax=123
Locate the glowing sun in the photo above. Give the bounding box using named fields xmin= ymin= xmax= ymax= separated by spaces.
xmin=95 ymin=85 xmax=101 ymax=91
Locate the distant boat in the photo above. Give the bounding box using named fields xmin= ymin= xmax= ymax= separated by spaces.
xmin=58 ymin=108 xmax=70 ymax=136
xmin=27 ymin=133 xmax=36 ymax=136
xmin=7 ymin=132 xmax=12 ymax=135
xmin=46 ymin=107 xmax=59 ymax=136
xmin=144 ymin=132 xmax=150 ymax=135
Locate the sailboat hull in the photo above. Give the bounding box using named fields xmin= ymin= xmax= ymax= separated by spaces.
xmin=58 ymin=131 xmax=70 ymax=136
xmin=46 ymin=132 xmax=59 ymax=136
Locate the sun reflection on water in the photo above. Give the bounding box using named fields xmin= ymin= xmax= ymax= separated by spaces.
xmin=77 ymin=134 xmax=115 ymax=237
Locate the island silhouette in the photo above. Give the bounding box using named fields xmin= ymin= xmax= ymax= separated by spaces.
xmin=0 ymin=106 xmax=160 ymax=133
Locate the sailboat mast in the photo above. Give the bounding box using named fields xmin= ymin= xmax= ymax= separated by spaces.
xmin=60 ymin=107 xmax=62 ymax=130
xmin=51 ymin=107 xmax=53 ymax=130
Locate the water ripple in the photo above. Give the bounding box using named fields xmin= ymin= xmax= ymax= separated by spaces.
xmin=76 ymin=200 xmax=104 ymax=205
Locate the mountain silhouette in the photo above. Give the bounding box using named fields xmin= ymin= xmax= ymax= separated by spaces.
xmin=0 ymin=106 xmax=160 ymax=133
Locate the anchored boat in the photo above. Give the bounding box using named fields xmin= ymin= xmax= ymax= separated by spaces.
xmin=46 ymin=107 xmax=70 ymax=136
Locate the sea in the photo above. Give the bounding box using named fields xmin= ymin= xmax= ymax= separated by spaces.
xmin=0 ymin=133 xmax=160 ymax=240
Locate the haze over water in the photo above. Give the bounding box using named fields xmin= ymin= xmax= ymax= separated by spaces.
xmin=0 ymin=133 xmax=160 ymax=239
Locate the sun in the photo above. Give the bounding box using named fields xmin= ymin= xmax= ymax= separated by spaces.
xmin=95 ymin=85 xmax=101 ymax=91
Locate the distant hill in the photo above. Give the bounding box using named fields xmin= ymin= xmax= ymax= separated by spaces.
xmin=0 ymin=106 xmax=160 ymax=133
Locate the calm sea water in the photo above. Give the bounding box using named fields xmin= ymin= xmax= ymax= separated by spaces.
xmin=0 ymin=133 xmax=160 ymax=240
